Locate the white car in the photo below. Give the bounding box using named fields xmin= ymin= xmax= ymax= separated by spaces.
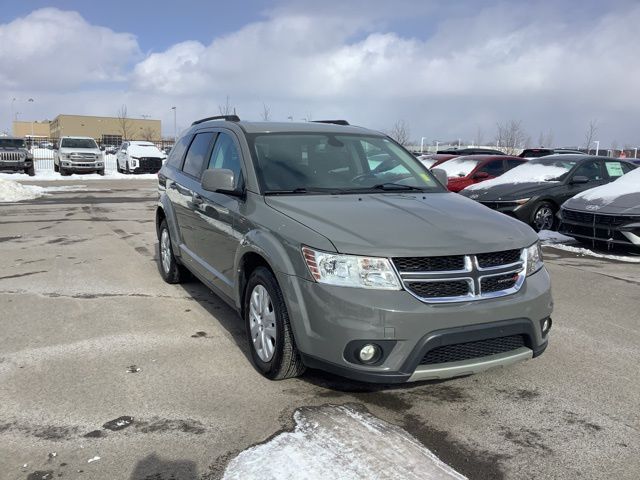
xmin=54 ymin=136 xmax=105 ymax=176
xmin=116 ymin=141 xmax=166 ymax=174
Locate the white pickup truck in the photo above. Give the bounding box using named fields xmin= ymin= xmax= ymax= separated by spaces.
xmin=54 ymin=136 xmax=105 ymax=176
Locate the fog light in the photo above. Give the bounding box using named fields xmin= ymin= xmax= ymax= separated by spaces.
xmin=541 ymin=317 xmax=552 ymax=334
xmin=359 ymin=344 xmax=381 ymax=364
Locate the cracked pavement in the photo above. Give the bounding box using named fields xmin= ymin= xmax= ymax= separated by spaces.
xmin=0 ymin=179 xmax=638 ymax=480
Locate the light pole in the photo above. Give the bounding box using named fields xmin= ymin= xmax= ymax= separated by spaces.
xmin=10 ymin=97 xmax=16 ymax=135
xmin=170 ymin=107 xmax=177 ymax=143
xmin=634 ymin=147 xmax=637 ymax=159
xmin=435 ymin=141 xmax=440 ymax=152
xmin=27 ymin=98 xmax=34 ymax=138
xmin=593 ymin=140 xmax=599 ymax=156
xmin=420 ymin=137 xmax=427 ymax=153
xmin=458 ymin=138 xmax=461 ymax=147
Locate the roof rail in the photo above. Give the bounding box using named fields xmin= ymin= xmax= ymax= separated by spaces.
xmin=312 ymin=120 xmax=350 ymax=126
xmin=191 ymin=115 xmax=240 ymax=126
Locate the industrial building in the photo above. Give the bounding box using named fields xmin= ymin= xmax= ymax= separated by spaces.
xmin=12 ymin=114 xmax=161 ymax=144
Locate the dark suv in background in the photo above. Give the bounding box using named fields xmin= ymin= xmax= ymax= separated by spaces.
xmin=0 ymin=137 xmax=35 ymax=176
xmin=155 ymin=116 xmax=553 ymax=383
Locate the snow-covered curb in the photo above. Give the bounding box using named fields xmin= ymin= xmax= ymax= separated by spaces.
xmin=537 ymin=230 xmax=576 ymax=244
xmin=0 ymin=172 xmax=158 ymax=181
xmin=223 ymin=405 xmax=466 ymax=480
xmin=543 ymin=243 xmax=640 ymax=263
xmin=0 ymin=178 xmax=93 ymax=202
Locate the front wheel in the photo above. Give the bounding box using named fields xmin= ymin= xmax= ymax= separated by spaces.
xmin=157 ymin=220 xmax=188 ymax=284
xmin=244 ymin=267 xmax=306 ymax=380
xmin=25 ymin=165 xmax=35 ymax=177
xmin=97 ymin=169 xmax=105 ymax=176
xmin=531 ymin=202 xmax=557 ymax=232
xmin=54 ymin=162 xmax=59 ymax=173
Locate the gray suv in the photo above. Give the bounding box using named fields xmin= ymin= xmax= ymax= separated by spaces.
xmin=156 ymin=116 xmax=553 ymax=383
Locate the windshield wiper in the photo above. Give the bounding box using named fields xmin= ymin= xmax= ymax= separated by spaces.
xmin=369 ymin=183 xmax=426 ymax=191
xmin=265 ymin=187 xmax=347 ymax=195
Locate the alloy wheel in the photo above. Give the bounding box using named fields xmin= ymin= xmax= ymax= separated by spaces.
xmin=534 ymin=206 xmax=554 ymax=231
xmin=249 ymin=285 xmax=277 ymax=362
xmin=160 ymin=228 xmax=171 ymax=274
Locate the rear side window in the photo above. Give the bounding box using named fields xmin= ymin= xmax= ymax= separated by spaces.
xmin=478 ymin=160 xmax=504 ymax=176
xmin=506 ymin=159 xmax=524 ymax=170
xmin=604 ymin=161 xmax=630 ymax=178
xmin=182 ymin=133 xmax=215 ymax=178
xmin=167 ymin=135 xmax=192 ymax=168
xmin=208 ymin=133 xmax=242 ymax=186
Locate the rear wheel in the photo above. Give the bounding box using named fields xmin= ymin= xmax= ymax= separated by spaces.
xmin=157 ymin=219 xmax=188 ymax=284
xmin=531 ymin=202 xmax=557 ymax=232
xmin=244 ymin=267 xmax=306 ymax=380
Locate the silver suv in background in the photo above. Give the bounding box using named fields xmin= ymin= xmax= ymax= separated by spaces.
xmin=54 ymin=136 xmax=105 ymax=176
xmin=155 ymin=116 xmax=553 ymax=383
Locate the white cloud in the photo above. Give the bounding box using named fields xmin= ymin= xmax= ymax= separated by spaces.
xmin=3 ymin=3 xmax=640 ymax=146
xmin=0 ymin=8 xmax=139 ymax=90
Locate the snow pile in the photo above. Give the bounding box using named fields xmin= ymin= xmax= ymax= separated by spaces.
xmin=223 ymin=404 xmax=466 ymax=480
xmin=0 ymin=171 xmax=158 ymax=181
xmin=544 ymin=243 xmax=640 ymax=263
xmin=574 ymin=168 xmax=640 ymax=202
xmin=538 ymin=230 xmax=576 ymax=244
xmin=465 ymin=163 xmax=569 ymax=190
xmin=437 ymin=157 xmax=480 ymax=178
xmin=0 ymin=178 xmax=44 ymax=202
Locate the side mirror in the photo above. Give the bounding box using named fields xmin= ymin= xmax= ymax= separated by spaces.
xmin=570 ymin=175 xmax=589 ymax=184
xmin=431 ymin=168 xmax=448 ymax=187
xmin=202 ymin=168 xmax=238 ymax=194
xmin=474 ymin=171 xmax=490 ymax=179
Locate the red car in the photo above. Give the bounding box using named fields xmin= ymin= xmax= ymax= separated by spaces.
xmin=432 ymin=155 xmax=527 ymax=192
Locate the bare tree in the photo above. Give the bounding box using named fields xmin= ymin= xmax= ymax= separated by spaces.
xmin=218 ymin=95 xmax=235 ymax=116
xmin=389 ymin=120 xmax=411 ymax=146
xmin=117 ymin=105 xmax=133 ymax=141
xmin=140 ymin=127 xmax=156 ymax=141
xmin=494 ymin=120 xmax=528 ymax=155
xmin=260 ymin=103 xmax=271 ymax=121
xmin=583 ymin=119 xmax=598 ymax=150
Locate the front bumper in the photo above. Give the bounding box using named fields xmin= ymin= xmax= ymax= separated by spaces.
xmin=0 ymin=160 xmax=32 ymax=171
xmin=279 ymin=267 xmax=553 ymax=383
xmin=61 ymin=161 xmax=103 ymax=171
xmin=559 ymin=209 xmax=640 ymax=247
xmin=479 ymin=200 xmax=534 ymax=223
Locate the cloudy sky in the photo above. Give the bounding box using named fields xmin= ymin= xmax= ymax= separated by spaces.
xmin=1 ymin=0 xmax=638 ymax=148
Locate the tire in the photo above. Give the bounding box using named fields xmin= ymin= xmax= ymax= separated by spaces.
xmin=98 ymin=169 xmax=105 ymax=176
xmin=25 ymin=165 xmax=35 ymax=177
xmin=157 ymin=219 xmax=188 ymax=284
xmin=244 ymin=267 xmax=306 ymax=380
xmin=531 ymin=201 xmax=557 ymax=232
xmin=126 ymin=161 xmax=131 ymax=174
xmin=60 ymin=166 xmax=69 ymax=177
xmin=54 ymin=162 xmax=59 ymax=173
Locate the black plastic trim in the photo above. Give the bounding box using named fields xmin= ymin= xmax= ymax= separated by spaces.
xmin=312 ymin=119 xmax=350 ymax=126
xmin=300 ymin=353 xmax=410 ymax=384
xmin=192 ymin=115 xmax=240 ymax=125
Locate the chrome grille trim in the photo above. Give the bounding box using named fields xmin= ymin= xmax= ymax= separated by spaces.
xmin=393 ymin=249 xmax=526 ymax=303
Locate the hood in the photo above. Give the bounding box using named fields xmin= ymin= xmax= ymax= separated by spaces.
xmin=128 ymin=144 xmax=164 ymax=158
xmin=460 ymin=182 xmax=557 ymax=201
xmin=563 ymin=192 xmax=640 ymax=215
xmin=265 ymin=193 xmax=537 ymax=257
xmin=59 ymin=146 xmax=101 ymax=153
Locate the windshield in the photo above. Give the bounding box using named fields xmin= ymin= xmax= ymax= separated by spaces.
xmin=248 ymin=133 xmax=444 ymax=194
xmin=437 ymin=157 xmax=481 ymax=178
xmin=60 ymin=138 xmax=98 ymax=149
xmin=0 ymin=138 xmax=25 ymax=148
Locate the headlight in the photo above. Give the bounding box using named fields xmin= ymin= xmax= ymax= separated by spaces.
xmin=302 ymin=246 xmax=401 ymax=290
xmin=525 ymin=241 xmax=544 ymax=276
xmin=514 ymin=198 xmax=531 ymax=205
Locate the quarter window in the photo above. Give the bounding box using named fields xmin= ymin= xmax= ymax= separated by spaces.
xmin=167 ymin=135 xmax=191 ymax=168
xmin=182 ymin=133 xmax=215 ymax=178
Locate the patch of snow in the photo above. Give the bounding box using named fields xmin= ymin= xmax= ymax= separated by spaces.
xmin=0 ymin=171 xmax=158 ymax=181
xmin=537 ymin=230 xmax=576 ymax=244
xmin=0 ymin=178 xmax=44 ymax=202
xmin=127 ymin=143 xmax=166 ymax=159
xmin=543 ymin=243 xmax=640 ymax=263
xmin=87 ymin=456 xmax=101 ymax=463
xmin=437 ymin=157 xmax=480 ymax=178
xmin=574 ymin=168 xmax=640 ymax=203
xmin=419 ymin=157 xmax=437 ymax=168
xmin=464 ymin=163 xmax=569 ymax=191
xmin=223 ymin=404 xmax=466 ymax=480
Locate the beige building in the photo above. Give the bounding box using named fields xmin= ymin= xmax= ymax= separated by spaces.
xmin=12 ymin=120 xmax=51 ymax=138
xmin=14 ymin=114 xmax=161 ymax=144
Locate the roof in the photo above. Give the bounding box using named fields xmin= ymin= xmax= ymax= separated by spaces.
xmin=60 ymin=135 xmax=96 ymax=139
xmin=192 ymin=119 xmax=375 ymax=135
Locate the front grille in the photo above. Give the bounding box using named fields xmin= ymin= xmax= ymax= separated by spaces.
xmin=405 ymin=280 xmax=470 ymax=298
xmin=137 ymin=157 xmax=162 ymax=173
xmin=420 ymin=335 xmax=526 ymax=365
xmin=562 ymin=209 xmax=593 ymax=224
xmin=70 ymin=153 xmax=96 ymax=160
xmin=0 ymin=152 xmax=25 ymax=161
xmin=561 ymin=209 xmax=640 ymax=246
xmin=393 ymin=256 xmax=465 ymax=272
xmin=481 ymin=273 xmax=519 ymax=293
xmin=477 ymin=249 xmax=521 ymax=268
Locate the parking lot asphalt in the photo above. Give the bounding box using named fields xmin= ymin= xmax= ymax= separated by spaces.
xmin=1 ymin=179 xmax=638 ymax=480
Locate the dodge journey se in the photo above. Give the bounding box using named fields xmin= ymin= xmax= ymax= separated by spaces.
xmin=155 ymin=116 xmax=552 ymax=383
